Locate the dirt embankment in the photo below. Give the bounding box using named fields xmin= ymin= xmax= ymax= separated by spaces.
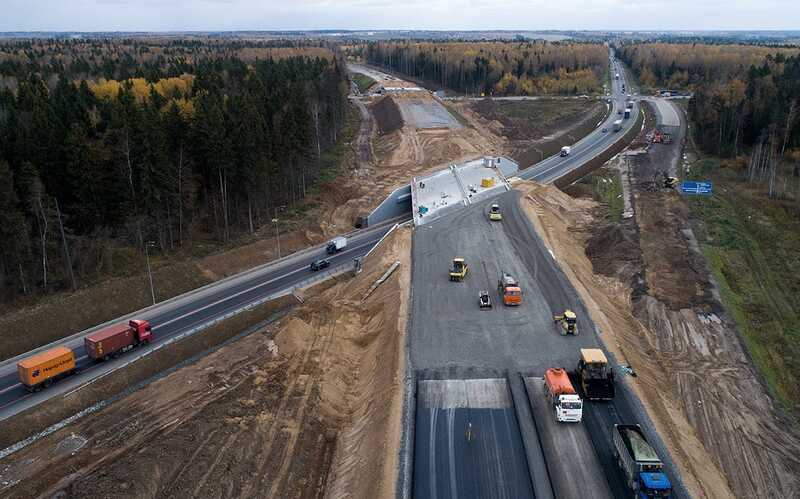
xmin=549 ymin=101 xmax=800 ymax=497
xmin=515 ymin=181 xmax=734 ymax=498
xmin=0 ymin=226 xmax=412 ymax=499
xmin=371 ymin=95 xmax=404 ymax=135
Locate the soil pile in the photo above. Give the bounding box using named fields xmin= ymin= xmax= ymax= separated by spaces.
xmin=0 ymin=227 xmax=412 ymax=499
xmin=370 ymin=96 xmax=404 ymax=135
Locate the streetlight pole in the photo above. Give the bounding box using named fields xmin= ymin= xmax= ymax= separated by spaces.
xmin=144 ymin=241 xmax=156 ymax=305
xmin=272 ymin=218 xmax=281 ymax=259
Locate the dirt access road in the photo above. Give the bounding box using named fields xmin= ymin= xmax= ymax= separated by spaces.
xmin=0 ymin=228 xmax=412 ymax=499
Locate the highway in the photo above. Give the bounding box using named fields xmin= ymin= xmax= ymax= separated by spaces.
xmin=1 ymin=50 xmax=640 ymax=426
xmin=0 ymin=218 xmax=403 ymax=419
xmin=522 ymin=51 xmax=638 ymax=183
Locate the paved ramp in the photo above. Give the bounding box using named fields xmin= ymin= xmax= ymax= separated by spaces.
xmin=414 ymin=378 xmax=534 ymax=499
xmin=524 ymin=377 xmax=613 ymax=499
xmin=396 ymin=98 xmax=462 ymax=129
xmin=650 ymin=98 xmax=681 ymax=127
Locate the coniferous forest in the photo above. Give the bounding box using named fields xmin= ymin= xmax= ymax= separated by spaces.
xmin=0 ymin=39 xmax=349 ymax=301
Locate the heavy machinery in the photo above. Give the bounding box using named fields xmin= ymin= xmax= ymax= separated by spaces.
xmin=85 ymin=319 xmax=153 ymax=361
xmin=478 ymin=290 xmax=492 ymax=309
xmin=651 ymin=129 xmax=673 ymax=144
xmin=577 ymin=348 xmax=615 ymax=400
xmin=488 ymin=204 xmax=502 ymax=221
xmin=613 ymin=424 xmax=673 ymax=497
xmin=643 ymin=171 xmax=678 ymax=191
xmin=449 ymin=258 xmax=468 ymax=281
xmin=553 ymin=309 xmax=578 ymax=335
xmin=544 ymin=368 xmax=583 ymax=423
xmin=497 ymin=272 xmax=522 ymax=305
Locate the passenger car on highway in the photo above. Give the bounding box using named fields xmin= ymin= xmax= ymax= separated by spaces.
xmin=310 ymin=259 xmax=330 ymax=272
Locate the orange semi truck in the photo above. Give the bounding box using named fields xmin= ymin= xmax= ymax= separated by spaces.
xmin=17 ymin=346 xmax=76 ymax=392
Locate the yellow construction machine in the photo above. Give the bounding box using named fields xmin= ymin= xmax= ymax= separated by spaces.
xmin=449 ymin=258 xmax=468 ymax=281
xmin=553 ymin=310 xmax=578 ymax=335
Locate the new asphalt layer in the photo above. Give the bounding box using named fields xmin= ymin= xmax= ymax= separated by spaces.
xmin=409 ymin=192 xmax=687 ymax=499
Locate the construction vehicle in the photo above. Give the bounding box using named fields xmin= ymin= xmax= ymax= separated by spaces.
xmin=449 ymin=258 xmax=468 ymax=281
xmin=478 ymin=290 xmax=492 ymax=309
xmin=488 ymin=204 xmax=502 ymax=221
xmin=553 ymin=310 xmax=578 ymax=335
xmin=326 ymin=236 xmax=347 ymax=255
xmin=560 ymin=146 xmax=571 ymax=157
xmin=497 ymin=272 xmax=522 ymax=305
xmin=544 ymin=368 xmax=583 ymax=423
xmin=17 ymin=346 xmax=76 ymax=392
xmin=613 ymin=424 xmax=673 ymax=497
xmin=651 ymin=130 xmax=673 ymax=144
xmin=577 ymin=348 xmax=615 ymax=400
xmin=85 ymin=319 xmax=153 ymax=361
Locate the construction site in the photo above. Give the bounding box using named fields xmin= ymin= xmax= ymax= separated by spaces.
xmin=1 ymin=58 xmax=799 ymax=499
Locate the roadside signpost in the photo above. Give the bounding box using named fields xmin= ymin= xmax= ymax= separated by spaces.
xmin=681 ymin=181 xmax=713 ymax=195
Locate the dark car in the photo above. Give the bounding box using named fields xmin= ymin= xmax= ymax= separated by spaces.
xmin=310 ymin=258 xmax=330 ymax=272
xmin=602 ymin=128 xmax=608 ymax=133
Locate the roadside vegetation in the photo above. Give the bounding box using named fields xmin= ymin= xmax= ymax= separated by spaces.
xmin=353 ymin=41 xmax=607 ymax=96
xmin=0 ymin=39 xmax=352 ymax=306
xmin=620 ymin=41 xmax=800 ymax=411
xmin=688 ymin=155 xmax=800 ymax=410
xmin=470 ymin=98 xmax=606 ymax=165
xmin=352 ymin=72 xmax=376 ymax=92
xmin=569 ymin=167 xmax=624 ymax=222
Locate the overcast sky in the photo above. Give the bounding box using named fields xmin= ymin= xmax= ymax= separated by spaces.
xmin=3 ymin=0 xmax=799 ymax=31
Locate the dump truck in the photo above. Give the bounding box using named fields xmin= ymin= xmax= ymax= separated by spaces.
xmin=85 ymin=319 xmax=153 ymax=361
xmin=613 ymin=424 xmax=673 ymax=497
xmin=489 ymin=204 xmax=502 ymax=221
xmin=544 ymin=368 xmax=583 ymax=422
xmin=560 ymin=146 xmax=571 ymax=157
xmin=326 ymin=236 xmax=347 ymax=255
xmin=497 ymin=272 xmax=522 ymax=306
xmin=17 ymin=346 xmax=76 ymax=392
xmin=613 ymin=120 xmax=623 ymax=132
xmin=449 ymin=258 xmax=468 ymax=281
xmin=577 ymin=348 xmax=615 ymax=400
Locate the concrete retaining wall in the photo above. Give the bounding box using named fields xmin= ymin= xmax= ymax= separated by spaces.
xmin=367 ymin=184 xmax=412 ymax=227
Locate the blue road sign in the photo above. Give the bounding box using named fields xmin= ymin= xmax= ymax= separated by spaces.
xmin=681 ymin=181 xmax=712 ymax=195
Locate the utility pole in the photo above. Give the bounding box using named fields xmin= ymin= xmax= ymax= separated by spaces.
xmin=144 ymin=241 xmax=156 ymax=305
xmin=272 ymin=218 xmax=281 ymax=259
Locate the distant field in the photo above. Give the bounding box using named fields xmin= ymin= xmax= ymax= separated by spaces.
xmin=471 ymin=98 xmax=605 ymax=166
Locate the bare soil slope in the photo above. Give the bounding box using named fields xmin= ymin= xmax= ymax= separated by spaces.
xmin=0 ymin=227 xmax=412 ymax=499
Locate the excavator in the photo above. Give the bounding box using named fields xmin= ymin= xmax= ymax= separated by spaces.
xmin=644 ymin=170 xmax=678 ymax=191
xmin=449 ymin=258 xmax=468 ymax=282
xmin=553 ymin=309 xmax=579 ymax=335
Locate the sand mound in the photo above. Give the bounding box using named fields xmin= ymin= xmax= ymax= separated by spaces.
xmin=371 ymin=96 xmax=404 ymax=135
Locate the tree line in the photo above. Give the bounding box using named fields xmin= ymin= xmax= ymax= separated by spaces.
xmin=618 ymin=42 xmax=800 ymax=199
xmin=354 ymin=41 xmax=608 ymax=96
xmin=0 ymin=39 xmax=350 ymax=301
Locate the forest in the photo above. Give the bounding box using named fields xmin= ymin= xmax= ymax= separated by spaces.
xmin=618 ymin=43 xmax=800 ymax=192
xmin=0 ymin=39 xmax=350 ymax=302
xmin=355 ymin=41 xmax=608 ymax=96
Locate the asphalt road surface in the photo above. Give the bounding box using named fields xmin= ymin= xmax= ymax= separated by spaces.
xmin=0 ymin=218 xmax=405 ymax=419
xmin=414 ymin=379 xmax=534 ymax=499
xmin=409 ymin=191 xmax=687 ymax=498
